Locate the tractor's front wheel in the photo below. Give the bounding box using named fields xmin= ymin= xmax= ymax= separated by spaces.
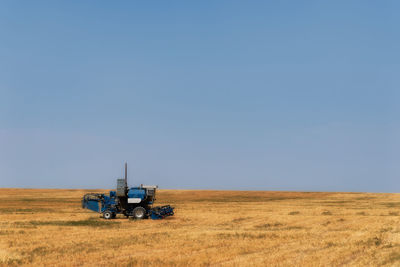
xmin=103 ymin=210 xmax=112 ymax=219
xmin=132 ymin=207 xmax=146 ymax=220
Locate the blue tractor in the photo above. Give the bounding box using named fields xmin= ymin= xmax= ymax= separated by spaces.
xmin=82 ymin=163 xmax=174 ymax=220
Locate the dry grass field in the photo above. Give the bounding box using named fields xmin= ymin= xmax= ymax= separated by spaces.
xmin=0 ymin=189 xmax=400 ymax=266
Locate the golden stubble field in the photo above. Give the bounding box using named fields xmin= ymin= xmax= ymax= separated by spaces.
xmin=0 ymin=189 xmax=400 ymax=266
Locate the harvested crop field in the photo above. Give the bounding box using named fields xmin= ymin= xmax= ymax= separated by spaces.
xmin=0 ymin=189 xmax=400 ymax=266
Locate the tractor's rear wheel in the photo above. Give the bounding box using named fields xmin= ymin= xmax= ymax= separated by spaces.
xmin=103 ymin=210 xmax=112 ymax=219
xmin=132 ymin=207 xmax=146 ymax=220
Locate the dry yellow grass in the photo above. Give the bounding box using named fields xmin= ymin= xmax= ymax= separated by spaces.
xmin=0 ymin=189 xmax=400 ymax=266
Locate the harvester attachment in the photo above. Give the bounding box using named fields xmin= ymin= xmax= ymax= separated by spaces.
xmin=82 ymin=193 xmax=104 ymax=212
xmin=149 ymin=205 xmax=175 ymax=220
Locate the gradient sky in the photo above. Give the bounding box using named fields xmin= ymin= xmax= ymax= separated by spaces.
xmin=1 ymin=1 xmax=399 ymax=191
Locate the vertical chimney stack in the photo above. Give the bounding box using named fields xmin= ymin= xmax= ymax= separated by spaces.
xmin=124 ymin=162 xmax=128 ymax=188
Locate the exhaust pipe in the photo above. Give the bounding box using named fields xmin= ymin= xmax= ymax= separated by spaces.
xmin=125 ymin=162 xmax=128 ymax=187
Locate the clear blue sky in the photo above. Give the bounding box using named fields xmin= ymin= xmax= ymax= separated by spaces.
xmin=0 ymin=1 xmax=399 ymax=192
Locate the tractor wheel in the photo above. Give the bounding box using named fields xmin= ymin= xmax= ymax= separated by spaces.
xmin=103 ymin=210 xmax=112 ymax=219
xmin=132 ymin=207 xmax=146 ymax=220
